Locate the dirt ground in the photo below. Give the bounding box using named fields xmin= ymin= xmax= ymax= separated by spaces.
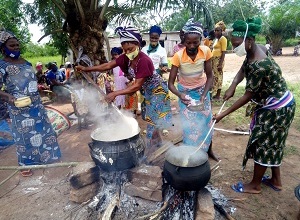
xmin=0 ymin=47 xmax=299 ymax=220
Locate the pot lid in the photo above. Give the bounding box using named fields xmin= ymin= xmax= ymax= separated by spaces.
xmin=165 ymin=145 xmax=208 ymax=167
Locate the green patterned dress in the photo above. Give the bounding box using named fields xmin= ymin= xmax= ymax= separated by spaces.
xmin=242 ymin=56 xmax=295 ymax=168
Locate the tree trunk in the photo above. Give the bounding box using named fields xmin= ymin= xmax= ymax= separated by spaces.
xmin=64 ymin=3 xmax=108 ymax=65
xmin=270 ymin=35 xmax=283 ymax=55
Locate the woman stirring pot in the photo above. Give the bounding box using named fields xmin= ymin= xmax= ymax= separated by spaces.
xmin=215 ymin=18 xmax=295 ymax=193
xmin=76 ymin=26 xmax=172 ymax=148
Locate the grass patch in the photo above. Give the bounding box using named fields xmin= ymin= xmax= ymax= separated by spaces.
xmin=24 ymin=55 xmax=62 ymax=69
xmin=285 ymin=145 xmax=298 ymax=156
xmin=287 ymin=82 xmax=300 ymax=131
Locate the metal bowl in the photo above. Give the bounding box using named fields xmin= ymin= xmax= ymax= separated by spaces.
xmin=187 ymin=101 xmax=204 ymax=112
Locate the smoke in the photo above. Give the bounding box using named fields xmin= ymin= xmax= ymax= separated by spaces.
xmin=70 ymin=82 xmax=140 ymax=141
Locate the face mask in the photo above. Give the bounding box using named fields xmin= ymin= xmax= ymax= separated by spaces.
xmin=4 ymin=46 xmax=20 ymax=59
xmin=233 ymin=23 xmax=248 ymax=57
xmin=187 ymin=47 xmax=198 ymax=55
xmin=233 ymin=41 xmax=247 ymax=57
xmin=126 ymin=47 xmax=139 ymax=60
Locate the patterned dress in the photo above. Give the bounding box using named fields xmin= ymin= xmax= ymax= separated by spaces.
xmin=116 ymin=52 xmax=172 ymax=142
xmin=242 ymin=57 xmax=295 ymax=168
xmin=0 ymin=60 xmax=61 ymax=165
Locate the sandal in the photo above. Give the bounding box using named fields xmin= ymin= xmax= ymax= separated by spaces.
xmin=20 ymin=169 xmax=33 ymax=177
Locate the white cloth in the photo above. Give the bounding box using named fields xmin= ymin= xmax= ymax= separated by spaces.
xmin=142 ymin=45 xmax=168 ymax=69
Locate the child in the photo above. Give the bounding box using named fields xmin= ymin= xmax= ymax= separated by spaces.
xmin=111 ymin=47 xmax=127 ymax=109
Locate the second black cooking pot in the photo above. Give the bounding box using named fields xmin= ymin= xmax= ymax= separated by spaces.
xmin=163 ymin=145 xmax=211 ymax=191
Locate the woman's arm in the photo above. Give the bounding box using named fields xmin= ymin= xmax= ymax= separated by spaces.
xmin=76 ymin=60 xmax=117 ymax=72
xmin=223 ymin=65 xmax=245 ymax=100
xmin=215 ymin=90 xmax=253 ymax=122
xmin=105 ymin=78 xmax=145 ymax=103
xmin=168 ymin=65 xmax=190 ymax=104
xmin=0 ymin=90 xmax=15 ymax=105
xmin=202 ymin=58 xmax=213 ymax=102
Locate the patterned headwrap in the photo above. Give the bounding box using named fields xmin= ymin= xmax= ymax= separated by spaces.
xmin=231 ymin=17 xmax=262 ymax=38
xmin=215 ymin=21 xmax=226 ymax=31
xmin=0 ymin=31 xmax=17 ymax=47
xmin=111 ymin=47 xmax=123 ymax=55
xmin=182 ymin=18 xmax=203 ymax=36
xmin=149 ymin=25 xmax=162 ymax=36
xmin=115 ymin=26 xmax=142 ymax=44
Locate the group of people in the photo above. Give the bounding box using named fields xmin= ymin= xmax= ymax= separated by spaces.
xmin=0 ymin=15 xmax=295 ymax=195
xmin=77 ymin=17 xmax=295 ymax=194
xmin=35 ymin=61 xmax=74 ymax=102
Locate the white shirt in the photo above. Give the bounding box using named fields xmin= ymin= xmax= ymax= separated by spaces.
xmin=142 ymin=44 xmax=168 ymax=69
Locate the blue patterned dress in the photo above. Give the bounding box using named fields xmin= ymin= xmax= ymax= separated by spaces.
xmin=0 ymin=60 xmax=61 ymax=165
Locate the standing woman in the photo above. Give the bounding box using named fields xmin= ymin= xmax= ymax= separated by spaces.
xmin=141 ymin=25 xmax=168 ymax=76
xmin=0 ymin=31 xmax=61 ymax=176
xmin=211 ymin=21 xmax=227 ymax=101
xmin=76 ymin=26 xmax=172 ymax=148
xmin=168 ymin=19 xmax=218 ymax=161
xmin=215 ymin=18 xmax=295 ymax=193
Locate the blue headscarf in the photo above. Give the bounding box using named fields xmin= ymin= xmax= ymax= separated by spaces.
xmin=111 ymin=47 xmax=123 ymax=55
xmin=149 ymin=25 xmax=162 ymax=36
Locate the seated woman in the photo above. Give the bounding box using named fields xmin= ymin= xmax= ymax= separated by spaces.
xmin=46 ymin=62 xmax=71 ymax=102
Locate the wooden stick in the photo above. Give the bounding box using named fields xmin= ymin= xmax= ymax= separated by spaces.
xmin=81 ymin=71 xmax=124 ymax=117
xmin=227 ymin=197 xmax=247 ymax=202
xmin=213 ymin=201 xmax=235 ymax=220
xmin=0 ymin=162 xmax=78 ymax=170
xmin=136 ymin=200 xmax=168 ymax=220
xmin=101 ymin=194 xmax=120 ymax=220
xmin=210 ymin=160 xmax=221 ymax=171
xmin=0 ymin=170 xmax=18 ymax=187
xmin=147 ymin=135 xmax=183 ymax=163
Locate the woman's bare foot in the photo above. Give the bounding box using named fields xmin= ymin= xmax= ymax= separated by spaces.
xmin=262 ymin=176 xmax=282 ymax=191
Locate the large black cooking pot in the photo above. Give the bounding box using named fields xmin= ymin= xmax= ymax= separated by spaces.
xmin=163 ymin=145 xmax=211 ymax=191
xmin=89 ymin=130 xmax=145 ymax=172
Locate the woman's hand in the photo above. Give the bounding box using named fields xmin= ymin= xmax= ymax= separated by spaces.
xmin=105 ymin=92 xmax=116 ymax=103
xmin=223 ymin=86 xmax=236 ymax=101
xmin=6 ymin=94 xmax=16 ymax=105
xmin=75 ymin=65 xmax=86 ymax=72
xmin=179 ymin=93 xmax=191 ymax=105
xmin=213 ymin=113 xmax=224 ymax=123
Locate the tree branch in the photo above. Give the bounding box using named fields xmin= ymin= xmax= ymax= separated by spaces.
xmin=99 ymin=0 xmax=111 ymax=21
xmin=74 ymin=0 xmax=85 ymax=24
xmin=103 ymin=31 xmax=111 ymax=61
xmin=90 ymin=0 xmax=96 ymax=11
xmin=50 ymin=0 xmax=67 ymax=18
xmin=37 ymin=29 xmax=64 ymax=43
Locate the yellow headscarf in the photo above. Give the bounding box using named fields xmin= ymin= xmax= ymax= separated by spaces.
xmin=215 ymin=21 xmax=226 ymax=31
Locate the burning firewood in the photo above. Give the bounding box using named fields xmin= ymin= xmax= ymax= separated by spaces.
xmin=101 ymin=194 xmax=120 ymax=220
xmin=135 ymin=201 xmax=168 ymax=220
